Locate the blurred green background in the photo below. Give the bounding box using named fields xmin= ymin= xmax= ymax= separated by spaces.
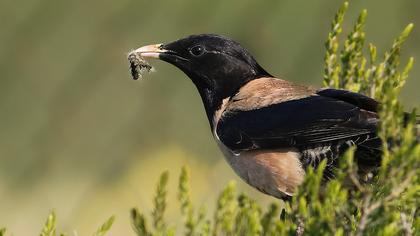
xmin=0 ymin=0 xmax=419 ymax=234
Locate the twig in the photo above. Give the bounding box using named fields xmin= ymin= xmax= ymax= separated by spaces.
xmin=400 ymin=213 xmax=413 ymax=236
xmin=296 ymin=218 xmax=305 ymax=236
xmin=348 ymin=169 xmax=365 ymax=193
xmin=355 ymin=172 xmax=414 ymax=236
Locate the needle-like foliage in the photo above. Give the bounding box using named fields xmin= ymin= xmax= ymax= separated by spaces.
xmin=131 ymin=2 xmax=418 ymax=236
xmin=2 ymin=2 xmax=418 ymax=236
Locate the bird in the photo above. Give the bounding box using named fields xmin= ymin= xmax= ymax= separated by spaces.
xmin=131 ymin=34 xmax=386 ymax=200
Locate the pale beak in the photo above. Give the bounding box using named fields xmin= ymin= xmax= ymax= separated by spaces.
xmin=132 ymin=44 xmax=167 ymax=59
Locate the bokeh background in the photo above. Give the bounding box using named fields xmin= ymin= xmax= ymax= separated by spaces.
xmin=1 ymin=0 xmax=419 ymax=234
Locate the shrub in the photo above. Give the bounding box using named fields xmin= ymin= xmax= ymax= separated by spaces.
xmin=129 ymin=2 xmax=419 ymax=235
xmin=1 ymin=1 xmax=418 ymax=235
xmin=0 ymin=212 xmax=114 ymax=236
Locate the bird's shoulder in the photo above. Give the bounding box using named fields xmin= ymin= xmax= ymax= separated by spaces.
xmin=225 ymin=77 xmax=316 ymax=112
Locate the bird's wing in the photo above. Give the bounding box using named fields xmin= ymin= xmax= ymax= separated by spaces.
xmin=316 ymin=88 xmax=379 ymax=113
xmin=216 ymin=86 xmax=381 ymax=170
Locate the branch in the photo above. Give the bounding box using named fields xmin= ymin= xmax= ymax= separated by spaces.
xmin=355 ymin=172 xmax=414 ymax=236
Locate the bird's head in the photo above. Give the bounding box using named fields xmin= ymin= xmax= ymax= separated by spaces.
xmin=133 ymin=34 xmax=272 ymax=117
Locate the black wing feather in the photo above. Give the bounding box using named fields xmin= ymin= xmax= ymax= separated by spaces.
xmin=316 ymin=88 xmax=379 ymax=112
xmin=217 ymin=95 xmax=377 ymax=150
xmin=216 ymin=90 xmax=381 ymax=169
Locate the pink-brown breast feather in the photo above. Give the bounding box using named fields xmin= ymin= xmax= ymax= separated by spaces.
xmin=232 ymin=149 xmax=305 ymax=197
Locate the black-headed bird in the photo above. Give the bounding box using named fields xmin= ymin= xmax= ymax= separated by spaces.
xmin=131 ymin=34 xmax=387 ymax=200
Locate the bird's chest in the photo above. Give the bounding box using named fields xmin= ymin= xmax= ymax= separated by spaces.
xmin=214 ymin=137 xmax=305 ymax=198
xmin=211 ymin=95 xmax=305 ymax=198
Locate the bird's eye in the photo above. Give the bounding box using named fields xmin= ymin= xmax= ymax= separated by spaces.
xmin=189 ymin=45 xmax=204 ymax=57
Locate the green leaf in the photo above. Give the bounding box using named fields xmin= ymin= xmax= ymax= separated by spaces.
xmin=92 ymin=215 xmax=115 ymax=236
xmin=152 ymin=171 xmax=169 ymax=232
xmin=178 ymin=166 xmax=195 ymax=236
xmin=213 ymin=181 xmax=237 ymax=236
xmin=40 ymin=211 xmax=56 ymax=236
xmin=131 ymin=208 xmax=150 ymax=236
xmin=323 ymin=1 xmax=349 ymax=88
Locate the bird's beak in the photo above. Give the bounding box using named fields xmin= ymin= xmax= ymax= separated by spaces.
xmin=132 ymin=44 xmax=167 ymax=59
